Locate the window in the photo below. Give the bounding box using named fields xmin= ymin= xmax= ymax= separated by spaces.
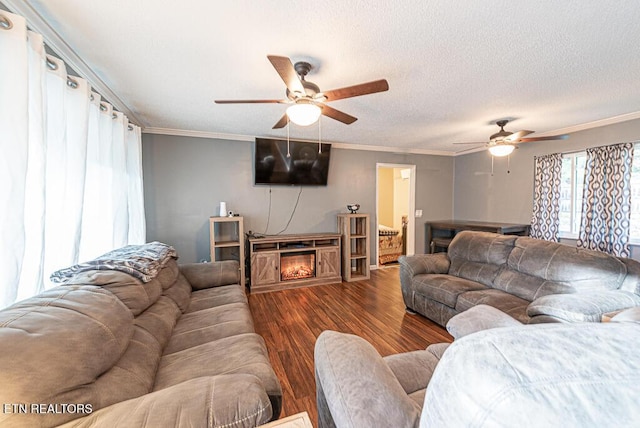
xmin=559 ymin=145 xmax=640 ymax=240
xmin=559 ymin=153 xmax=586 ymax=237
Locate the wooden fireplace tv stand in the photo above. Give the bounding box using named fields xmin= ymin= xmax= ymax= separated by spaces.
xmin=248 ymin=233 xmax=342 ymax=293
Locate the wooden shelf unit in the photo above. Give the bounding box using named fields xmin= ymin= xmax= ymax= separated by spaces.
xmin=248 ymin=233 xmax=342 ymax=293
xmin=338 ymin=213 xmax=370 ymax=282
xmin=209 ymin=216 xmax=245 ymax=288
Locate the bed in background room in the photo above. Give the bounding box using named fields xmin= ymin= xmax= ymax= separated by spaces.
xmin=378 ymin=224 xmax=404 ymax=265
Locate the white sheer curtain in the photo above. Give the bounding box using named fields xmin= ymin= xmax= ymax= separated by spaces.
xmin=0 ymin=10 xmax=145 ymax=308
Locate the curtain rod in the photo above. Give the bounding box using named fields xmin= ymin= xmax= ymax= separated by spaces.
xmin=1 ymin=11 xmax=136 ymax=131
xmin=561 ymin=141 xmax=638 ymax=157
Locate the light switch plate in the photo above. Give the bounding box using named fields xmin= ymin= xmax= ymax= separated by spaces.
xmin=415 ymin=210 xmax=423 ymax=218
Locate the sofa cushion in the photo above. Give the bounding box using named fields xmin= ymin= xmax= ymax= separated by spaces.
xmin=134 ymin=295 xmax=181 ymax=351
xmin=384 ymin=349 xmax=441 ymax=396
xmin=448 ymin=231 xmax=517 ymax=287
xmin=64 ymin=270 xmax=163 ymax=316
xmin=85 ymin=294 xmax=182 ymax=415
xmin=527 ymin=290 xmax=640 ymax=323
xmin=163 ymin=302 xmax=255 ymax=354
xmin=180 ymin=261 xmax=240 ymax=290
xmin=152 ymin=259 xmax=180 ymax=290
xmin=504 ymin=236 xmax=628 ymax=292
xmin=55 ymin=376 xmax=273 ymax=428
xmin=162 ymin=273 xmax=192 ymax=313
xmin=492 ymin=268 xmax=574 ymax=302
xmin=446 ymin=304 xmax=523 ymax=339
xmin=0 ymin=286 xmax=134 ymax=427
xmin=154 ymin=333 xmax=282 ymax=401
xmin=383 ymin=343 xmax=449 ymax=410
xmin=186 ymin=284 xmax=248 ymax=313
xmin=413 ymin=274 xmax=487 ymax=308
xmin=455 ymin=289 xmax=530 ymax=323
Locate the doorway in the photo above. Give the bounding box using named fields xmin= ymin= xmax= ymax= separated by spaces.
xmin=375 ymin=163 xmax=416 ymax=268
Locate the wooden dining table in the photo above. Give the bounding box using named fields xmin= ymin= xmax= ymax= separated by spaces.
xmin=425 ymin=220 xmax=531 ymax=253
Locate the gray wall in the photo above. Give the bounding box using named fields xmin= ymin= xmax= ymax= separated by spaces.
xmin=142 ymin=134 xmax=454 ymax=263
xmin=453 ymin=117 xmax=640 ymax=257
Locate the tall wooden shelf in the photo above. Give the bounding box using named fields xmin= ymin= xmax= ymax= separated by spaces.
xmin=337 ymin=213 xmax=370 ymax=282
xmin=209 ymin=216 xmax=245 ymax=288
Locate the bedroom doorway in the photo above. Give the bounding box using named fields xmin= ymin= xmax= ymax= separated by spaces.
xmin=375 ymin=163 xmax=416 ymax=268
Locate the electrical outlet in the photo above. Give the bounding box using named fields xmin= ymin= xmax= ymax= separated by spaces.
xmin=415 ymin=210 xmax=423 ymax=218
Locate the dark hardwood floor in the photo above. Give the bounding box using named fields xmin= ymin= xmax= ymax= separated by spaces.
xmin=247 ymin=266 xmax=453 ymax=425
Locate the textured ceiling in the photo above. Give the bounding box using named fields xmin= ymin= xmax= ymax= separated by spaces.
xmin=9 ymin=0 xmax=640 ymax=154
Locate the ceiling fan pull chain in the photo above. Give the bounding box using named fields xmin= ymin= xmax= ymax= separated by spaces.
xmin=318 ymin=115 xmax=322 ymax=153
xmin=287 ymin=116 xmax=291 ymax=158
xmin=491 ymin=155 xmax=494 ymax=176
xmin=507 ymin=155 xmax=511 ymax=174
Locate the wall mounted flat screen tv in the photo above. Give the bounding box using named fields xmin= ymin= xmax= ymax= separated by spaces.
xmin=254 ymin=138 xmax=332 ymax=186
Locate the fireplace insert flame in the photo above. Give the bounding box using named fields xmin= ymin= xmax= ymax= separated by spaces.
xmin=280 ymin=251 xmax=316 ymax=281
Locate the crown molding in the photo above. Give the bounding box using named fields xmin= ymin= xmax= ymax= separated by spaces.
xmin=453 ymin=146 xmax=488 ymax=156
xmin=143 ymin=127 xmax=255 ymax=142
xmin=533 ymin=111 xmax=640 ymax=137
xmin=2 ymin=0 xmax=143 ymax=127
xmin=329 ymin=141 xmax=452 ymax=156
xmin=142 ymin=127 xmax=455 ymax=156
xmin=146 ymin=110 xmax=639 ymax=157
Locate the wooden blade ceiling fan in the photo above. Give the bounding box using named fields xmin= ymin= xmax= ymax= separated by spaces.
xmin=455 ymin=119 xmax=569 ymax=156
xmin=215 ymin=55 xmax=389 ymax=129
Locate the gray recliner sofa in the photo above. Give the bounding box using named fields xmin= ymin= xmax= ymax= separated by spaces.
xmin=314 ymin=306 xmax=640 ymax=427
xmin=0 ymin=245 xmax=282 ymax=427
xmin=399 ymin=230 xmax=640 ymax=326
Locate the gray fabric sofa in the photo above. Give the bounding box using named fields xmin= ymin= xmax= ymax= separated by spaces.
xmin=0 ymin=254 xmax=282 ymax=427
xmin=399 ymin=230 xmax=640 ymax=326
xmin=314 ymin=306 xmax=640 ymax=428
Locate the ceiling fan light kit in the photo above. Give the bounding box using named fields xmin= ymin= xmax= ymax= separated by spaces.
xmin=454 ymin=119 xmax=569 ymax=160
xmin=215 ymin=55 xmax=388 ymax=129
xmin=488 ymin=144 xmax=515 ymax=157
xmin=286 ymin=102 xmax=321 ymax=126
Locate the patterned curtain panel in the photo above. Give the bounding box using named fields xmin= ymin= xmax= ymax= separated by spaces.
xmin=530 ymin=153 xmax=563 ymax=241
xmin=577 ymin=143 xmax=634 ymax=257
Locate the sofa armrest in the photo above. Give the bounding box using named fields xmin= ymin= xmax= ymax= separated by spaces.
xmin=446 ymin=304 xmax=522 ymax=339
xmin=180 ymin=260 xmax=240 ymax=290
xmin=399 ymin=254 xmax=450 ymax=306
xmin=399 ymin=253 xmax=450 ymax=277
xmin=56 ymin=375 xmax=272 ymax=428
xmin=528 ymin=290 xmax=640 ymax=323
xmin=314 ymin=331 xmax=421 ymax=428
